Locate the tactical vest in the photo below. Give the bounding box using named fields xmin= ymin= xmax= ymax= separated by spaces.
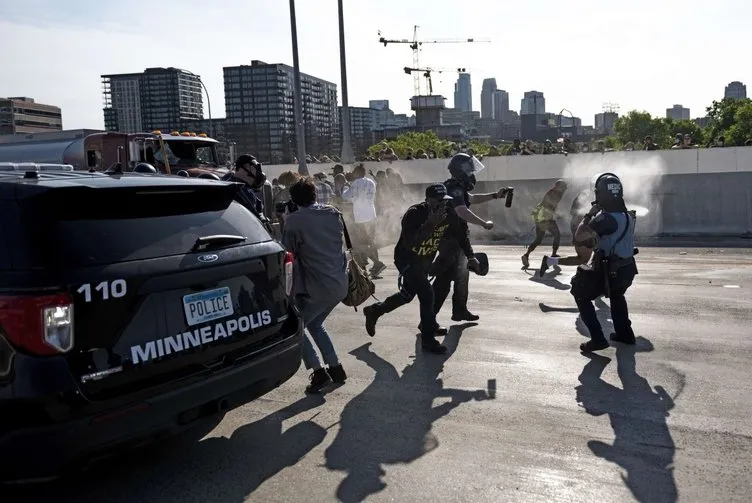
xmin=596 ymin=211 xmax=636 ymax=258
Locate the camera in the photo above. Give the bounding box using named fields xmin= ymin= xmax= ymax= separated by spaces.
xmin=275 ymin=200 xmax=298 ymax=214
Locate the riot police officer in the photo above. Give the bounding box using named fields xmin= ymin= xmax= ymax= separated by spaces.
xmin=223 ymin=154 xmax=272 ymax=230
xmin=432 ymin=153 xmax=512 ymax=322
xmin=570 ymin=172 xmax=638 ymax=353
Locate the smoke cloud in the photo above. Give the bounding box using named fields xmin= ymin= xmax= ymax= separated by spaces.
xmin=560 ymin=152 xmax=667 ymax=236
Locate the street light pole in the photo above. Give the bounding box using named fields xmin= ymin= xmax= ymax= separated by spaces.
xmin=289 ymin=0 xmax=309 ymax=175
xmin=198 ymin=79 xmax=213 ymax=138
xmin=337 ymin=0 xmax=354 ymax=164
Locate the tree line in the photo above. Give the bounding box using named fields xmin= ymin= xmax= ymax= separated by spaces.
xmin=366 ymin=98 xmax=752 ymax=158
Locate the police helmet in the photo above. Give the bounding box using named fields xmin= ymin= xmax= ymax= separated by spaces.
xmin=235 ymin=154 xmax=267 ymax=189
xmin=592 ymin=172 xmax=624 ymax=209
xmin=448 ymin=153 xmax=485 ymax=189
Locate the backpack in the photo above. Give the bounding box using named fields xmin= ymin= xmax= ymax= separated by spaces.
xmin=339 ymin=216 xmax=376 ymax=310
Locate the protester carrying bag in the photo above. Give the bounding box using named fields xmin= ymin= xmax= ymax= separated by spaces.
xmin=340 ymin=216 xmax=376 ymax=310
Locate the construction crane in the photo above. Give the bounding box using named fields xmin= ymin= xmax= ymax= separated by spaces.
xmin=403 ymin=67 xmax=468 ymax=95
xmin=378 ymin=25 xmax=490 ymax=96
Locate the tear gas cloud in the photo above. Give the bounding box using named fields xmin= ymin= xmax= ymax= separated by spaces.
xmin=561 ymin=153 xmax=667 ymax=235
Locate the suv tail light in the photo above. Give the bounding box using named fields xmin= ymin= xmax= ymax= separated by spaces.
xmin=283 ymin=251 xmax=294 ymax=296
xmin=0 ymin=293 xmax=75 ymax=356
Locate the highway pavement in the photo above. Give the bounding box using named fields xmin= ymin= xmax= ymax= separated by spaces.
xmin=10 ymin=244 xmax=752 ymax=503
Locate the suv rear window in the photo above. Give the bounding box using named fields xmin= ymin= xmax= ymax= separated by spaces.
xmin=6 ymin=184 xmax=273 ymax=269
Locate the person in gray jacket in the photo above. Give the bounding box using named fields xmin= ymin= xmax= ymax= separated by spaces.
xmin=283 ymin=177 xmax=349 ymax=393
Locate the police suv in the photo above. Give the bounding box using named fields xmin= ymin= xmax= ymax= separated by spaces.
xmin=0 ymin=163 xmax=303 ymax=482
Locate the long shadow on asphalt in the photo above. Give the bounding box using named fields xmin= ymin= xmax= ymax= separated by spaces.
xmin=539 ymin=297 xmax=613 ymax=338
xmin=325 ymin=323 xmax=495 ymax=503
xmin=11 ymin=394 xmax=328 ymax=503
xmin=576 ymin=337 xmax=684 ymax=503
xmin=527 ymin=265 xmax=572 ymax=291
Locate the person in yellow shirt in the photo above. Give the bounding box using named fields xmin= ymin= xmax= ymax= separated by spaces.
xmin=521 ymin=179 xmax=568 ymax=269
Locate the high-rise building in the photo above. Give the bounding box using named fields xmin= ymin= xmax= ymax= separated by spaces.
xmin=724 ymin=81 xmax=747 ymax=100
xmin=666 ymin=104 xmax=690 ymax=120
xmin=102 ymin=67 xmax=203 ymax=133
xmin=453 ymin=73 xmax=472 ymax=112
xmin=520 ymin=91 xmax=545 ymax=115
xmin=480 ymin=78 xmax=497 ymax=119
xmin=493 ymin=89 xmax=510 ymax=123
xmin=223 ymin=60 xmax=338 ymax=163
xmin=0 ymin=97 xmax=63 ymax=135
xmin=595 ymin=112 xmax=618 ymax=135
xmin=369 ymin=100 xmax=390 ymax=111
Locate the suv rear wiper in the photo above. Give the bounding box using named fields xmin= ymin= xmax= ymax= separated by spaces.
xmin=192 ymin=234 xmax=246 ymax=252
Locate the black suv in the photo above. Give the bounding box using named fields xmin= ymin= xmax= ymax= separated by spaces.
xmin=0 ymin=165 xmax=303 ymax=482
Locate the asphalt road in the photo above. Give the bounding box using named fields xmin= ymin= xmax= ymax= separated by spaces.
xmin=9 ymin=245 xmax=752 ymax=503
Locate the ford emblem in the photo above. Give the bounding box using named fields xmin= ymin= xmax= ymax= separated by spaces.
xmin=198 ymin=253 xmax=219 ymax=263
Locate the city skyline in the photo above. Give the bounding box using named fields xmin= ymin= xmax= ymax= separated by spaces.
xmin=1 ymin=0 xmax=750 ymax=130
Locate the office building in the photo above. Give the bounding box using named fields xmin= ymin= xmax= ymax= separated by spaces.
xmin=724 ymin=81 xmax=747 ymax=100
xmin=480 ymin=78 xmax=496 ymax=119
xmin=666 ymin=104 xmax=690 ymax=120
xmin=0 ymin=97 xmax=63 ymax=135
xmin=595 ymin=111 xmax=618 ymax=135
xmin=453 ymin=73 xmax=472 ymax=113
xmin=223 ymin=60 xmax=338 ymax=163
xmin=493 ymin=89 xmax=510 ymax=123
xmin=102 ymin=67 xmax=204 ymax=133
xmin=521 ymin=91 xmax=545 ymax=115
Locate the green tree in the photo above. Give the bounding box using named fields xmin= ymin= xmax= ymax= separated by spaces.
xmin=613 ymin=111 xmax=672 ymax=148
xmin=705 ymin=97 xmax=752 ymax=146
xmin=367 ymin=131 xmax=452 ymax=159
xmin=664 ymin=118 xmax=706 ymax=146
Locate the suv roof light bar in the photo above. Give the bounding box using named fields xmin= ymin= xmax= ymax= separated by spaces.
xmin=0 ymin=163 xmax=75 ymax=172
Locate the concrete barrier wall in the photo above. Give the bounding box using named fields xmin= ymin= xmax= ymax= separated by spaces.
xmin=263 ymin=146 xmax=752 ymax=238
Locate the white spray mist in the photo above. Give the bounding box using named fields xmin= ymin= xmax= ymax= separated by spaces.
xmin=561 ymin=152 xmax=667 ymax=236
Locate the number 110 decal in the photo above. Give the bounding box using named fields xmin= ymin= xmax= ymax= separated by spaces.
xmin=77 ymin=279 xmax=127 ymax=302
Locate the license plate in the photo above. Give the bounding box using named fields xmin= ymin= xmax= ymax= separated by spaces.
xmin=183 ymin=287 xmax=234 ymax=327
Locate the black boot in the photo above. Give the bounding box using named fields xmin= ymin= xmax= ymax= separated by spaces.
xmin=363 ymin=305 xmax=380 ymax=337
xmin=305 ymin=368 xmax=332 ymax=393
xmin=452 ymin=311 xmax=480 ymax=322
xmin=418 ymin=322 xmax=448 ymax=335
xmin=327 ymin=364 xmax=347 ymax=384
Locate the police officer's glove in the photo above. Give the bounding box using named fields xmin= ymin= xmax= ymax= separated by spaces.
xmin=483 ymin=220 xmax=494 ymax=230
xmin=467 ymin=257 xmax=481 ymax=271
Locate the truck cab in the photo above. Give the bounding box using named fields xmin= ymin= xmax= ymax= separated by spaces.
xmin=131 ymin=131 xmax=229 ymax=179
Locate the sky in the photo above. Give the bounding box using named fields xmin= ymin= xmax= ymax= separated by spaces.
xmin=1 ymin=0 xmax=749 ymax=130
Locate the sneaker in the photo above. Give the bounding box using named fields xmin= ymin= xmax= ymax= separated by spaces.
xmin=538 ymin=255 xmax=550 ymax=277
xmin=305 ymin=368 xmax=332 ymax=393
xmin=418 ymin=323 xmax=448 ymax=336
xmin=609 ymin=332 xmax=636 ymax=345
xmin=327 ymin=364 xmax=347 ymax=383
xmin=521 ymin=254 xmax=530 ymax=269
xmin=579 ymin=339 xmax=610 ymax=353
xmin=421 ymin=338 xmax=448 ymax=354
xmin=370 ymin=262 xmax=387 ymax=278
xmin=363 ymin=305 xmax=379 ymax=337
xmin=452 ymin=311 xmax=480 ymax=322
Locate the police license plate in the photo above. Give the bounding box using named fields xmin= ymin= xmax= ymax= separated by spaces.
xmin=183 ymin=287 xmax=234 ymax=327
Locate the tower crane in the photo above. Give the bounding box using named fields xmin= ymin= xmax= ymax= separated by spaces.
xmin=403 ymin=67 xmax=468 ymax=95
xmin=378 ymin=25 xmax=490 ymax=96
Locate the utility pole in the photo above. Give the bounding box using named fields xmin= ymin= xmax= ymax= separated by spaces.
xmin=198 ymin=79 xmax=213 ymax=138
xmin=289 ymin=0 xmax=308 ymax=175
xmin=337 ymin=0 xmax=354 ymax=164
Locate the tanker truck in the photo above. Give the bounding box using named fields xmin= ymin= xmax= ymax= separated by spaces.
xmin=0 ymin=129 xmax=230 ymax=178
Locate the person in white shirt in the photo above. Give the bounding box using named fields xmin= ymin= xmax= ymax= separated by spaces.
xmin=341 ymin=164 xmax=387 ymax=277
